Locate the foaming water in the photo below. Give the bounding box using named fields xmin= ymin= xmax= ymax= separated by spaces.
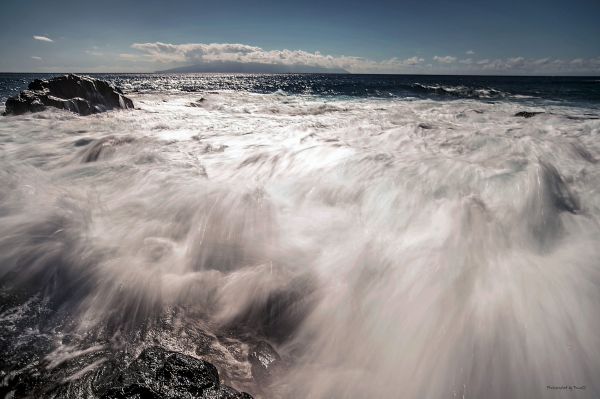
xmin=1 ymin=84 xmax=600 ymax=398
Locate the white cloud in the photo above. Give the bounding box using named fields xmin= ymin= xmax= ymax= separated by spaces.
xmin=122 ymin=41 xmax=600 ymax=75
xmin=129 ymin=41 xmax=426 ymax=73
xmin=31 ymin=56 xmax=42 ymax=60
xmin=131 ymin=42 xmax=262 ymax=63
xmin=33 ymin=35 xmax=53 ymax=42
xmin=533 ymin=58 xmax=550 ymax=65
xmin=466 ymin=50 xmax=475 ymax=55
xmin=403 ymin=56 xmax=425 ymax=65
xmin=467 ymin=56 xmax=600 ymax=74
xmin=433 ymin=55 xmax=457 ymax=63
xmin=506 ymin=57 xmax=526 ymax=67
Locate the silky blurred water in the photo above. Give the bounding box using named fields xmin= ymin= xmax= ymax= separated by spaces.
xmin=1 ymin=74 xmax=600 ymax=398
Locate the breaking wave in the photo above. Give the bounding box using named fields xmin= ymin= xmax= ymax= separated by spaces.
xmin=1 ymin=84 xmax=600 ymax=398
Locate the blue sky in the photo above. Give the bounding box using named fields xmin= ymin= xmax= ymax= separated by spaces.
xmin=1 ymin=0 xmax=599 ymax=74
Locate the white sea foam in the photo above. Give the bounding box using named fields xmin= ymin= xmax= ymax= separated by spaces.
xmin=1 ymin=92 xmax=600 ymax=398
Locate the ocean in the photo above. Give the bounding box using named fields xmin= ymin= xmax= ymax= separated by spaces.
xmin=2 ymin=73 xmax=600 ymax=104
xmin=1 ymin=73 xmax=599 ymax=398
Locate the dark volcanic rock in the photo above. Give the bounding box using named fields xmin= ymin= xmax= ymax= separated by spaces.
xmin=514 ymin=111 xmax=543 ymax=118
xmin=248 ymin=341 xmax=282 ymax=384
xmin=4 ymin=74 xmax=133 ymax=116
xmin=100 ymin=347 xmax=251 ymax=399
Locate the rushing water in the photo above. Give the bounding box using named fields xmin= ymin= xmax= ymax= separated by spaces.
xmin=1 ymin=74 xmax=600 ymax=398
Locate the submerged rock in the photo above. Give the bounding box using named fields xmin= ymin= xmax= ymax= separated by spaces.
xmin=81 ymin=135 xmax=136 ymax=163
xmin=100 ymin=347 xmax=252 ymax=399
xmin=514 ymin=111 xmax=543 ymax=118
xmin=189 ymin=97 xmax=206 ymax=107
xmin=4 ymin=74 xmax=133 ymax=116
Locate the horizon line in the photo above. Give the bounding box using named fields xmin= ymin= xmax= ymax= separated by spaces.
xmin=1 ymin=71 xmax=599 ymax=78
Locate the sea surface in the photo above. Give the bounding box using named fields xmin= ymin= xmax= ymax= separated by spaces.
xmin=1 ymin=73 xmax=600 ymax=398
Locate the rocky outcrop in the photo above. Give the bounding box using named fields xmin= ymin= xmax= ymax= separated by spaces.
xmin=99 ymin=347 xmax=252 ymax=399
xmin=4 ymin=74 xmax=133 ymax=116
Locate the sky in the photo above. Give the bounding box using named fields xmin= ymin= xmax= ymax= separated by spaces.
xmin=1 ymin=0 xmax=599 ymax=75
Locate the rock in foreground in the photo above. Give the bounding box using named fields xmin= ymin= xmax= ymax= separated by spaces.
xmin=4 ymin=74 xmax=133 ymax=116
xmin=100 ymin=347 xmax=252 ymax=399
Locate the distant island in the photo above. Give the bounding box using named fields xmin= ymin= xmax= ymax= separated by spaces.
xmin=157 ymin=61 xmax=349 ymax=74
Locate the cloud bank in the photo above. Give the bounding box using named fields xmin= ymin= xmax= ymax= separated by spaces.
xmin=433 ymin=55 xmax=457 ymax=64
xmin=33 ymin=35 xmax=53 ymax=42
xmin=120 ymin=41 xmax=600 ymax=75
xmin=128 ymin=42 xmax=426 ymax=73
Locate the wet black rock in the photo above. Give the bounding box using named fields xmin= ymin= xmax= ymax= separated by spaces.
xmin=74 ymin=138 xmax=95 ymax=147
xmin=4 ymin=74 xmax=133 ymax=116
xmin=540 ymin=162 xmax=580 ymax=214
xmin=100 ymin=346 xmax=252 ymax=399
xmin=514 ymin=111 xmax=543 ymax=118
xmin=248 ymin=341 xmax=282 ymax=384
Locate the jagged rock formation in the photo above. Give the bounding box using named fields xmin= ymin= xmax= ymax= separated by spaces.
xmin=100 ymin=347 xmax=252 ymax=399
xmin=4 ymin=74 xmax=133 ymax=116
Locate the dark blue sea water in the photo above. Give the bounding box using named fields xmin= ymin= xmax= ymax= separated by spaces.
xmin=2 ymin=73 xmax=600 ymax=106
